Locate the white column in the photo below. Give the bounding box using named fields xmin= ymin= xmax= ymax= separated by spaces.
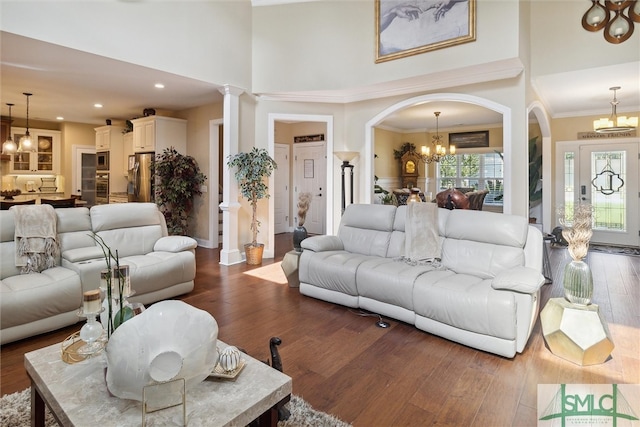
xmin=219 ymin=84 xmax=245 ymax=265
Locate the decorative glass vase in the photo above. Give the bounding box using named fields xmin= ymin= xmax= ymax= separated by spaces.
xmin=563 ymin=260 xmax=593 ymax=305
xmin=293 ymin=225 xmax=308 ymax=253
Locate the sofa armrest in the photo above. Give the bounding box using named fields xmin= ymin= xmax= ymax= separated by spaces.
xmin=62 ymin=246 xmax=104 ymax=263
xmin=491 ymin=266 xmax=545 ymax=294
xmin=301 ymin=235 xmax=344 ymax=252
xmin=153 ymin=236 xmax=198 ymax=252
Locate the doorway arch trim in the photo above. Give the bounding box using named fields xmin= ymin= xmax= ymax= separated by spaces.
xmin=364 ymin=93 xmax=513 ymax=214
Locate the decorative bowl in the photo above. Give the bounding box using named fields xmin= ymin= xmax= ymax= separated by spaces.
xmin=105 ymin=300 xmax=218 ymax=401
xmin=1 ymin=189 xmax=21 ymax=200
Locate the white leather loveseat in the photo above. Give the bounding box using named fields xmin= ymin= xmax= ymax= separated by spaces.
xmin=0 ymin=203 xmax=197 ymax=344
xmin=299 ymin=204 xmax=545 ymax=358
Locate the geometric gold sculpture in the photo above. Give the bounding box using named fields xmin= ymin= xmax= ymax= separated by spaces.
xmin=540 ymin=298 xmax=614 ymax=366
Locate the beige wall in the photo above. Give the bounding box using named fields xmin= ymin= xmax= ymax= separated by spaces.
xmin=177 ymin=102 xmax=224 ymax=244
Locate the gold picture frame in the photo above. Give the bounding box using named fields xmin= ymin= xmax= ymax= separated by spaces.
xmin=375 ymin=0 xmax=476 ymax=63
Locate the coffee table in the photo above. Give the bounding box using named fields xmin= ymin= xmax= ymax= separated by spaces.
xmin=25 ymin=340 xmax=292 ymax=426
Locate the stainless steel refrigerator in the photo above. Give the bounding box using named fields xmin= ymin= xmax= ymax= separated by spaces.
xmin=127 ymin=153 xmax=154 ymax=202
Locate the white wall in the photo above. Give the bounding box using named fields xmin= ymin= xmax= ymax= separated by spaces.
xmin=0 ymin=1 xmax=253 ymax=89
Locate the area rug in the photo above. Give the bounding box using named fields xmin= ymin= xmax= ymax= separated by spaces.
xmin=589 ymin=244 xmax=640 ymax=257
xmin=0 ymin=388 xmax=351 ymax=427
xmin=243 ymin=261 xmax=288 ymax=285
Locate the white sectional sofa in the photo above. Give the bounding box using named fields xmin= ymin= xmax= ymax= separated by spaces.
xmin=299 ymin=204 xmax=545 ymax=358
xmin=0 ymin=203 xmax=197 ymax=345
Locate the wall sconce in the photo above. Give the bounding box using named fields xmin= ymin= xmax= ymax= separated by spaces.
xmin=335 ymin=151 xmax=358 ymax=214
xmin=582 ymin=0 xmax=640 ymax=44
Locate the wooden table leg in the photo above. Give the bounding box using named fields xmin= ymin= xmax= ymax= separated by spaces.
xmin=31 ymin=381 xmax=46 ymax=427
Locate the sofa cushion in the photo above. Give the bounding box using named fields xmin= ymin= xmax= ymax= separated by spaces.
xmin=338 ymin=204 xmax=396 ymax=257
xmin=0 ymin=267 xmax=81 ymax=329
xmin=299 ymin=250 xmax=376 ymax=296
xmin=117 ymin=252 xmax=196 ymax=296
xmin=356 ymin=258 xmax=438 ymax=311
xmin=440 ymin=210 xmax=528 ymax=279
xmin=56 ymin=207 xmax=95 ymax=254
xmin=413 ymin=272 xmax=517 ymax=340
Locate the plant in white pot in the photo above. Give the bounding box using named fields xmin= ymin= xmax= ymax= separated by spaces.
xmin=227 ymin=147 xmax=277 ymax=265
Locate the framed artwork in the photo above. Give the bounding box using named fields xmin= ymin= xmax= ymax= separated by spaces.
xmin=449 ymin=130 xmax=489 ymax=148
xmin=375 ymin=0 xmax=476 ymax=63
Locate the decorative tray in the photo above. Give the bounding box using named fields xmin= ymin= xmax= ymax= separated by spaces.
xmin=208 ymin=359 xmax=246 ymax=380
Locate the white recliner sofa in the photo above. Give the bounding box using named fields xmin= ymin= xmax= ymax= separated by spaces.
xmin=0 ymin=203 xmax=197 ymax=345
xmin=299 ymin=204 xmax=545 ymax=358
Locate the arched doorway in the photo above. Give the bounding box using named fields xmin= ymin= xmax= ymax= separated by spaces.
xmin=364 ymin=93 xmax=514 ymax=213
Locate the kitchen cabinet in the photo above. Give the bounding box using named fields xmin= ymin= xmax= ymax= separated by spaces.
xmin=95 ymin=125 xmax=127 ymax=193
xmin=132 ymin=116 xmax=186 ymax=154
xmin=9 ymin=128 xmax=61 ymax=174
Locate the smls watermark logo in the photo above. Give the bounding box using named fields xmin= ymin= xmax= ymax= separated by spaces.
xmin=538 ymin=384 xmax=640 ymax=427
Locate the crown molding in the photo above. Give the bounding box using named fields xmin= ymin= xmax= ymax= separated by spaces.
xmin=255 ymin=58 xmax=524 ymax=104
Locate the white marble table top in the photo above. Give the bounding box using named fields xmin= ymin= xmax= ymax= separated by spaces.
xmin=25 ymin=340 xmax=292 ymax=426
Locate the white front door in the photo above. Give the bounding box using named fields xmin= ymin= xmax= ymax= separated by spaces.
xmin=274 ymin=143 xmax=290 ymax=234
xmin=293 ymin=141 xmax=326 ymax=235
xmin=557 ymin=140 xmax=639 ymax=247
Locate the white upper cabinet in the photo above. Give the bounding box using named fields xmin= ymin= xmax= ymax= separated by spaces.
xmin=132 ymin=116 xmax=187 ymax=154
xmin=9 ymin=127 xmax=61 ymax=174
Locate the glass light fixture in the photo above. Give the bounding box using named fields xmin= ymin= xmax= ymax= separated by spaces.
xmin=420 ymin=112 xmax=455 ymax=164
xmin=593 ymin=86 xmax=638 ymax=133
xmin=582 ymin=0 xmax=639 ymax=43
xmin=17 ymin=92 xmax=35 ymax=153
xmin=1 ymin=103 xmax=17 ymax=155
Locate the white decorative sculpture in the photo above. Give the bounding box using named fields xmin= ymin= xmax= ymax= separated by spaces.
xmin=218 ymin=346 xmax=241 ymax=372
xmin=105 ymin=300 xmax=219 ymax=401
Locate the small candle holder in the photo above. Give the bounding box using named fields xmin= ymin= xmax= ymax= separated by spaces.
xmin=77 ymin=289 xmax=106 ymax=355
xmin=78 ymin=312 xmax=105 ymax=355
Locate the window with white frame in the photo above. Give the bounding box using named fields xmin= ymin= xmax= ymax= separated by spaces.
xmin=437 ymin=152 xmax=504 ymax=205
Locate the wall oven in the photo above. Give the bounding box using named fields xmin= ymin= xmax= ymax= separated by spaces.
xmin=96 ymin=151 xmax=110 ymax=171
xmin=96 ymin=173 xmax=110 ymax=204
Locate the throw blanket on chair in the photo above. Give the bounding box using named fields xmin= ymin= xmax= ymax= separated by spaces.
xmin=13 ymin=204 xmax=60 ymax=273
xmin=400 ymin=202 xmax=443 ymax=267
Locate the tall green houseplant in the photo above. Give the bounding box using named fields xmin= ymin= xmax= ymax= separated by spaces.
xmin=154 ymin=147 xmax=206 ymax=235
xmin=227 ymin=148 xmax=277 ymax=264
xmin=529 ymin=136 xmax=542 ymax=209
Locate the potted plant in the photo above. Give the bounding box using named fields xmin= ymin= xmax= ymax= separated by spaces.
xmin=227 ymin=147 xmax=277 ymax=265
xmin=153 ymin=147 xmax=207 ymax=235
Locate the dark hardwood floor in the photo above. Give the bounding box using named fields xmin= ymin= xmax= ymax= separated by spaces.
xmin=1 ymin=234 xmax=639 ymax=426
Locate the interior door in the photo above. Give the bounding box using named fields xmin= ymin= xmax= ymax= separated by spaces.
xmin=557 ymin=140 xmax=640 ymax=248
xmin=578 ymin=142 xmax=639 ymax=247
xmin=274 ymin=143 xmax=290 ymax=234
xmin=293 ymin=141 xmax=326 ymax=235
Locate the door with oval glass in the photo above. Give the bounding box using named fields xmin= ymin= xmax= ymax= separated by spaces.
xmin=558 ymin=140 xmax=639 ymax=247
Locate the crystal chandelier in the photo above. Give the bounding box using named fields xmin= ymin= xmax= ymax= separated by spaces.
xmin=581 ymin=0 xmax=640 ymax=44
xmin=593 ymin=86 xmax=638 ymax=133
xmin=420 ymin=112 xmax=455 ymax=164
xmin=1 ymin=103 xmax=17 ymax=155
xmin=17 ymin=92 xmax=36 ymax=153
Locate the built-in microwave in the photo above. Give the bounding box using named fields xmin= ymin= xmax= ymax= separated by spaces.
xmin=97 ymin=151 xmax=109 ymax=171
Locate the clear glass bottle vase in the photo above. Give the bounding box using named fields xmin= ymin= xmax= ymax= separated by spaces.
xmin=563 ymin=260 xmax=593 ymax=306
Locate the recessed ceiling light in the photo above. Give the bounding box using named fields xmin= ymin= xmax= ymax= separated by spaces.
xmin=154 ymin=83 xmax=165 ymax=89
xmin=94 ymin=103 xmax=103 ymax=108
xmin=56 ymin=116 xmax=64 ymax=121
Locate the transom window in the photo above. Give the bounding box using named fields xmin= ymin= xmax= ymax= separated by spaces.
xmin=437 ymin=152 xmax=504 ymax=205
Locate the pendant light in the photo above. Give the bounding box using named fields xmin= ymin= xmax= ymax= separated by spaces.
xmin=17 ymin=92 xmax=35 ymax=153
xmin=1 ymin=103 xmax=17 ymax=155
xmin=593 ymin=86 xmax=638 ymax=133
xmin=419 ymin=112 xmax=456 ymax=164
